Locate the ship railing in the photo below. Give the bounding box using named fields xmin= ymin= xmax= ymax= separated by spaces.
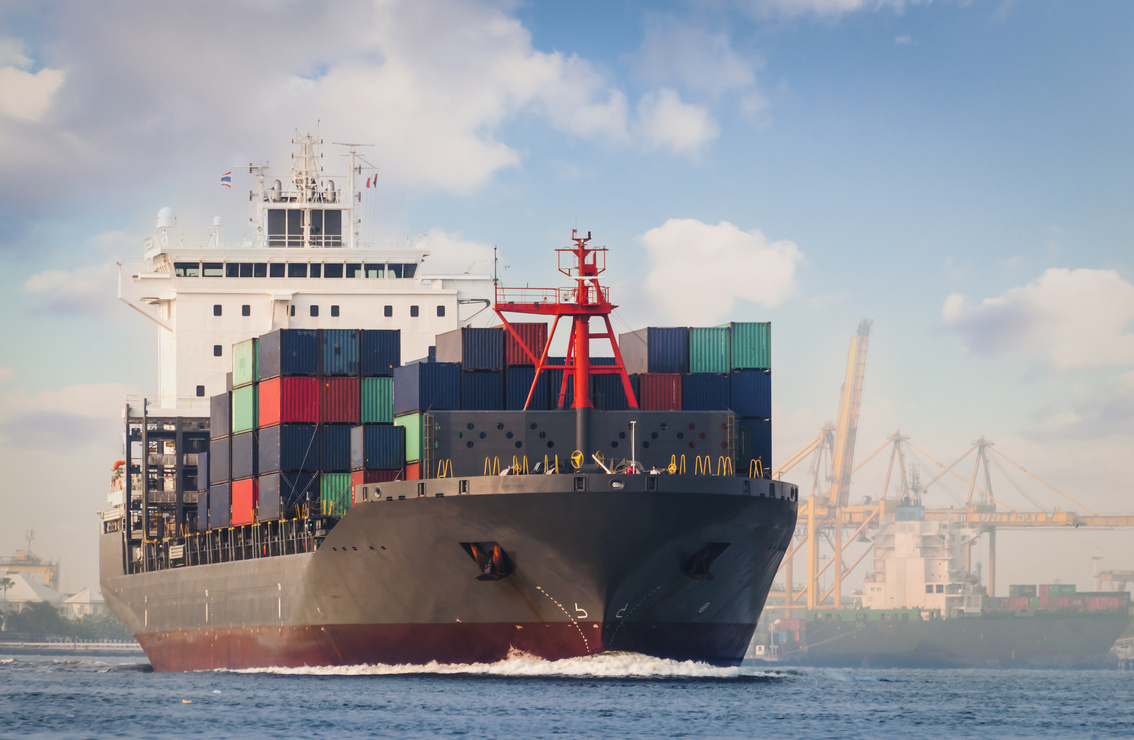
xmin=129 ymin=516 xmax=319 ymax=572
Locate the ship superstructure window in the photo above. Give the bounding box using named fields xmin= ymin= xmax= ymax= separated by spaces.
xmin=309 ymin=210 xmax=343 ymax=247
xmin=310 ymin=264 xmax=322 ymax=278
xmin=437 ymin=305 xmax=445 ymax=317
xmin=174 ymin=262 xmax=200 ymax=277
xmin=267 ymin=208 xmax=344 ymax=248
xmin=288 ymin=263 xmax=308 ymax=278
xmin=196 ymin=385 xmax=205 ymax=397
xmin=331 ymin=305 xmax=340 ymax=317
xmin=384 ymin=306 xmax=393 ymax=317
xmin=213 ymin=304 xmax=222 ymax=316
xmin=242 ymin=305 xmax=250 ymax=316
xmin=410 ymin=305 xmax=419 ymax=317
xmin=270 ymin=263 xmax=285 ymax=278
xmin=226 ymin=264 xmax=240 ymax=277
xmin=346 ymin=263 xmax=362 ymax=278
xmin=324 ymin=263 xmax=344 ymax=278
xmin=238 ymin=263 xmax=255 ymax=277
xmin=253 ymin=263 xmax=267 ymax=278
xmin=310 ymin=305 xmax=319 ymax=317
xmin=290 ymin=306 xmax=295 ymax=317
xmin=203 ymin=263 xmax=223 ymax=277
xmin=366 ymin=263 xmax=383 ymax=278
xmin=213 ymin=345 xmax=222 ymax=357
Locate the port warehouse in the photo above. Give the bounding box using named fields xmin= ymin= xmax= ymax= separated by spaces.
xmin=114 ymin=322 xmax=774 ymax=564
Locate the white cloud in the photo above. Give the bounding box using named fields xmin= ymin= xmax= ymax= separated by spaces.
xmin=0 ymin=366 xmax=15 ymax=382
xmin=941 ymin=268 xmax=1134 ymax=370
xmin=894 ymin=33 xmax=913 ymax=45
xmin=633 ymin=19 xmax=759 ymax=97
xmin=742 ymin=0 xmax=915 ymax=17
xmin=0 ymin=65 xmax=64 ymax=121
xmin=635 ymin=218 xmax=802 ymax=325
xmin=23 ymin=262 xmax=118 ymax=315
xmin=419 ymin=229 xmax=496 ymax=276
xmin=636 ymin=88 xmax=719 ymax=155
xmin=3 ymin=382 xmax=134 ymax=420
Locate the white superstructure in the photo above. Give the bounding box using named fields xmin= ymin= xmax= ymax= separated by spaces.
xmin=118 ymin=134 xmax=494 ymax=413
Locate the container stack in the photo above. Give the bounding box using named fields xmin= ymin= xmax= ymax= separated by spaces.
xmin=438 ymin=327 xmax=505 ymax=411
xmin=500 ymin=323 xmax=552 ymax=411
xmin=393 ymin=359 xmax=461 ymax=480
xmin=208 ymin=390 xmax=232 ymax=529
xmin=349 ymin=328 xmax=406 ymax=510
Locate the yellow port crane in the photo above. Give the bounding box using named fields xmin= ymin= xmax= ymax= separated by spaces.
xmin=773 ymin=322 xmax=1134 ymax=615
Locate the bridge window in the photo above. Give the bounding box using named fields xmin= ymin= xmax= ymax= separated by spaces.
xmin=324 ymin=263 xmax=343 ymax=278
xmin=253 ymin=263 xmax=267 ymax=278
xmin=203 ymin=263 xmax=223 ymax=277
xmin=309 ymin=263 xmax=322 ymax=278
xmin=237 ymin=263 xmax=254 ymax=277
xmin=346 ymin=263 xmax=362 ymax=278
xmin=288 ymin=263 xmax=307 ymax=278
xmin=174 ymin=262 xmax=200 ymax=277
xmin=365 ymin=263 xmax=383 ymax=279
xmin=226 ymin=263 xmax=240 ymax=277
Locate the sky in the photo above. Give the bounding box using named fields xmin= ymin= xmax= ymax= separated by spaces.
xmin=1 ymin=0 xmax=1132 ymax=597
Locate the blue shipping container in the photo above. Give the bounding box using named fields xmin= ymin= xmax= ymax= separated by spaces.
xmin=231 ymin=430 xmax=257 ymax=481
xmin=737 ymin=418 xmax=772 ymax=475
xmin=350 ymin=425 xmax=407 ymax=470
xmin=210 ymin=392 xmax=231 ymax=439
xmin=360 ymin=329 xmax=401 ymax=376
xmin=319 ymin=424 xmax=353 ymax=473
xmin=258 ymin=423 xmax=318 ymax=473
xmin=505 ymin=366 xmax=552 ymax=410
xmin=592 ymin=374 xmax=632 ymax=411
xmin=393 ymin=362 xmax=461 ymax=415
xmin=257 ymin=329 xmax=319 ymax=379
xmin=682 ymin=373 xmax=731 ymax=411
xmin=258 ymin=472 xmax=319 ymax=520
xmin=730 ymin=370 xmax=772 ymax=419
xmin=198 ymin=451 xmax=209 ymax=488
xmin=321 ymin=329 xmax=360 ymax=376
xmin=461 ymin=371 xmax=505 ymax=411
xmin=208 ymin=437 xmax=230 ymax=485
xmin=208 ymin=482 xmax=231 ymax=528
xmin=620 ymin=327 xmax=690 ymax=374
xmin=196 ymin=490 xmax=208 ymax=531
xmin=436 ymin=327 xmax=504 ymax=371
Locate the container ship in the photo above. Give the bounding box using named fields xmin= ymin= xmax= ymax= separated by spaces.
xmin=754 ymin=507 xmax=1132 ymax=668
xmin=99 ymin=134 xmax=798 ymax=672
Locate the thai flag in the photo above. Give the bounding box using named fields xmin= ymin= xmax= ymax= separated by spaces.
xmin=220 ymin=172 xmax=232 ymax=188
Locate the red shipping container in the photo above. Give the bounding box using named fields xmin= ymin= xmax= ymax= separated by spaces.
xmin=1038 ymin=597 xmax=1050 ymax=610
xmin=320 ymin=377 xmax=360 ymax=424
xmin=231 ymin=478 xmax=258 ymax=526
xmin=636 ymin=373 xmax=682 ymax=411
xmin=405 ymin=461 xmax=422 ymax=480
xmin=259 ymin=376 xmax=320 ymax=427
xmin=498 ymin=322 xmax=549 ymax=366
xmin=1038 ymin=584 xmax=1049 ymax=599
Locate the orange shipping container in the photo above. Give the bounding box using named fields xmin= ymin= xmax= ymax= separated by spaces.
xmin=259 ymin=376 xmax=320 ymax=427
xmin=320 ymin=377 xmax=360 ymax=424
xmin=231 ymin=478 xmax=258 ymax=526
xmin=405 ymin=461 xmax=422 ymax=480
xmin=499 ymin=322 xmax=549 ymax=366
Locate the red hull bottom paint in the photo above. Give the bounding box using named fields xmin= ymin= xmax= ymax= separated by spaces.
xmin=136 ymin=621 xmax=752 ymax=672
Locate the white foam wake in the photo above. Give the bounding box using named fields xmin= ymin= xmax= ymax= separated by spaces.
xmin=229 ymin=650 xmax=785 ymax=679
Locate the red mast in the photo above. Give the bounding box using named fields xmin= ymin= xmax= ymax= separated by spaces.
xmin=494 ymin=229 xmax=638 ymax=410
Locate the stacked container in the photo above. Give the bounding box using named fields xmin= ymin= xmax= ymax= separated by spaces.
xmin=728 ymin=322 xmax=772 ymax=476
xmin=208 ymin=391 xmax=232 ymax=528
xmin=437 ymin=327 xmax=505 ymax=412
xmin=393 ymin=361 xmax=460 ymax=480
xmin=351 ymin=329 xmax=406 ymax=499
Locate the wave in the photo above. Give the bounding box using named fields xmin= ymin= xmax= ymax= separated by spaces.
xmin=227 ymin=650 xmax=790 ymax=680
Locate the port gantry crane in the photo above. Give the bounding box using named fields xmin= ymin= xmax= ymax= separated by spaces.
xmin=773 ymin=321 xmax=1134 ymax=615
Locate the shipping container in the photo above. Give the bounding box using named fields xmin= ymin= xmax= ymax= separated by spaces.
xmin=359 ymin=329 xmax=401 ymax=376
xmin=208 ymin=482 xmax=231 ymax=528
xmin=198 ymin=451 xmax=209 ymax=489
xmin=393 ymin=362 xmax=461 ymax=415
xmin=209 ymin=392 xmax=231 ymax=439
xmin=258 ymin=423 xmax=318 ymax=473
xmin=619 ymin=327 xmax=690 ymax=374
xmin=320 ymin=472 xmax=352 ymax=517
xmin=737 ymin=418 xmax=772 ymax=476
xmin=505 ymin=366 xmax=552 ymax=410
xmin=461 ymin=371 xmax=505 ymax=411
xmin=591 ymin=373 xmax=633 ymax=411
xmin=730 ymin=370 xmax=771 ymax=419
xmin=435 ymin=327 xmax=504 ymax=371
xmin=320 ymin=376 xmax=360 ymax=424
xmin=231 ymin=430 xmax=258 ymax=481
xmin=682 ymin=373 xmax=731 ymax=411
xmin=257 ymin=328 xmax=319 ymax=379
xmin=1038 ymin=584 xmax=1049 ymax=599
xmin=361 ymin=376 xmax=394 ymax=424
xmin=1009 ymin=584 xmax=1038 ymax=598
xmin=258 ymin=471 xmax=319 ymax=520
xmin=728 ymin=322 xmax=771 ymax=370
xmin=232 ymin=338 xmax=257 ymax=388
xmin=259 ymin=376 xmax=320 ymax=426
xmin=208 ymin=437 xmax=230 ymax=485
xmin=320 ymin=329 xmax=360 ymax=376
xmin=405 ymin=461 xmax=422 ymax=480
xmin=231 ymin=385 xmax=257 ymax=434
xmin=635 ymin=373 xmax=682 ymax=411
xmin=499 ymin=322 xmax=549 ymax=366
xmin=195 ymin=490 xmax=208 ymax=531
xmin=231 ymin=478 xmax=258 ymax=526
xmin=395 ymin=413 xmax=422 ymax=463
xmin=351 ymin=424 xmax=407 ymax=470
xmin=688 ymin=326 xmax=731 ymax=374
xmin=319 ymin=424 xmax=353 ymax=473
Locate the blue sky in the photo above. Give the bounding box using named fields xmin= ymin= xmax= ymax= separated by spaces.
xmin=1 ymin=0 xmax=1132 ymax=595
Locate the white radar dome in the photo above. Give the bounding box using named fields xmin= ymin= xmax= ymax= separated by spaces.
xmin=213 ymin=216 xmax=223 ymax=227
xmin=156 ymin=207 xmax=177 ymax=229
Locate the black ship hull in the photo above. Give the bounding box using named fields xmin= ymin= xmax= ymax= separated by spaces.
xmin=101 ymin=474 xmax=797 ymax=672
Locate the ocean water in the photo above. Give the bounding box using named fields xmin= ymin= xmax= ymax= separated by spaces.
xmin=1 ymin=652 xmax=1132 ymax=739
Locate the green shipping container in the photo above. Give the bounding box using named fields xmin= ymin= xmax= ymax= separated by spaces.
xmin=232 ymin=339 xmax=257 ymax=388
xmin=361 ymin=377 xmax=395 ymax=424
xmin=727 ymin=322 xmax=771 ymax=370
xmin=395 ymin=413 xmax=422 ymax=462
xmin=320 ymin=472 xmax=352 ymax=518
xmin=231 ymin=385 xmax=257 ymax=434
xmin=689 ymin=326 xmax=731 ymax=374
